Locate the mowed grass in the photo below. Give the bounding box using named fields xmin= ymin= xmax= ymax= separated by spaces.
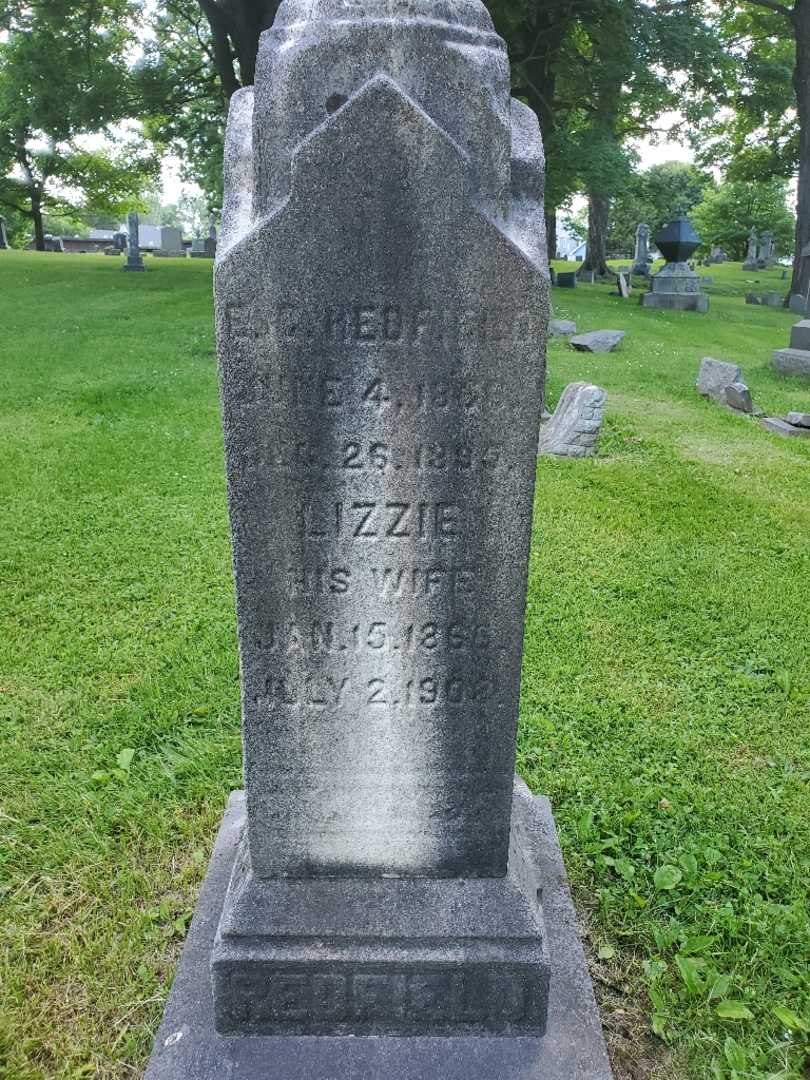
xmin=0 ymin=250 xmax=808 ymax=1079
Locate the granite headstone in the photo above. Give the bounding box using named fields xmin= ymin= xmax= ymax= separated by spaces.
xmin=123 ymin=212 xmax=145 ymax=272
xmin=0 ymin=215 xmax=8 ymax=249
xmin=632 ymin=223 xmax=650 ymax=276
xmin=145 ymin=0 xmax=611 ymax=1074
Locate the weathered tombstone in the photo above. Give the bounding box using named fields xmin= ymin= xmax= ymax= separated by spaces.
xmin=696 ymin=357 xmax=742 ymax=401
xmin=538 ymin=382 xmax=607 ymax=457
xmin=757 ymin=230 xmax=776 ymax=268
xmin=641 ymin=216 xmax=708 ymax=312
xmin=152 ymin=225 xmax=185 ymax=257
xmin=556 ymin=270 xmax=577 ymax=288
xmin=191 ymin=215 xmax=218 ymax=258
xmin=123 ymin=212 xmax=145 ymax=272
xmin=616 ymin=272 xmax=630 ymax=298
xmin=571 ymin=330 xmax=624 ymax=353
xmin=144 ymin=1 xmax=612 ymax=1076
xmin=548 ymin=318 xmax=576 ymax=336
xmin=44 ymin=234 xmax=65 ymax=253
xmin=0 ymin=215 xmax=8 ymax=249
xmin=789 ymin=293 xmax=808 ymax=315
xmin=743 ymin=226 xmax=758 ymax=271
xmin=761 ymin=416 xmax=810 ymax=437
xmin=773 ymin=319 xmax=810 ymax=377
xmin=632 ymin=223 xmax=650 ymax=276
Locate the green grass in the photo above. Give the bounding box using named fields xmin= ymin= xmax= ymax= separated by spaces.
xmin=0 ymin=250 xmax=808 ymax=1079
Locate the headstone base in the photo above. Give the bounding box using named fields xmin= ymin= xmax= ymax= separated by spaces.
xmin=211 ymin=779 xmax=551 ymax=1037
xmin=641 ymin=292 xmax=709 ymax=312
xmin=145 ymin=786 xmax=612 ymax=1080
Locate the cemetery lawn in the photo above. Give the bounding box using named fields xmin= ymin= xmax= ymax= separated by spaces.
xmin=0 ymin=250 xmax=808 ymax=1080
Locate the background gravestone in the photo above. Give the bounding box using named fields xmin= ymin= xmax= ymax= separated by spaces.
xmin=0 ymin=215 xmax=8 ymax=249
xmin=123 ymin=212 xmax=145 ymax=272
xmin=632 ymin=223 xmax=650 ymax=276
xmin=145 ymin=0 xmax=611 ymax=1075
xmin=641 ymin=215 xmax=709 ymax=312
xmin=743 ymin=226 xmax=758 ymax=270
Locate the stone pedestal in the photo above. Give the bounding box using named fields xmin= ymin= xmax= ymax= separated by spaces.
xmin=145 ymin=787 xmax=612 ymax=1079
xmin=641 ymin=262 xmax=708 ymax=312
xmin=773 ymin=319 xmax=810 ymax=377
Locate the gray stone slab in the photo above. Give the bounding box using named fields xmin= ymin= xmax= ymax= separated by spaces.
xmin=538 ymin=382 xmax=606 ymax=457
xmin=789 ymin=319 xmax=810 ymax=351
xmin=786 ymin=411 xmax=810 ymax=427
xmin=144 ymin=789 xmax=613 ymax=1080
xmin=696 ymin=357 xmax=742 ymax=401
xmin=556 ymin=271 xmax=577 ymax=288
xmin=723 ymin=380 xmax=755 ymax=414
xmin=773 ymin=347 xmax=810 ymax=377
xmin=549 ymin=318 xmax=576 ymax=337
xmin=789 ymin=294 xmax=808 ymax=315
xmin=570 ymin=330 xmax=624 ymax=353
xmin=642 ymin=291 xmax=709 ymax=312
xmin=761 ymin=416 xmax=810 ymax=438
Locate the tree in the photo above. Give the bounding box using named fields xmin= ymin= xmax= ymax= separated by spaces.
xmin=692 ymin=0 xmax=808 ymax=296
xmin=608 ymin=161 xmax=715 ymax=253
xmin=0 ymin=1 xmax=157 ymax=249
xmin=690 ymin=177 xmax=794 ymax=258
xmin=191 ymin=0 xmax=280 ymax=98
xmin=567 ymin=0 xmax=723 ymax=277
xmin=138 ymin=1 xmax=229 ymax=206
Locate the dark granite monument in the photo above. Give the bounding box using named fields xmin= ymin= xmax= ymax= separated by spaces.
xmin=145 ymin=1 xmax=611 ymax=1075
xmin=123 ymin=211 xmax=145 ymax=272
xmin=641 ymin=215 xmax=709 ymax=312
xmin=0 ymin=215 xmax=8 ymax=249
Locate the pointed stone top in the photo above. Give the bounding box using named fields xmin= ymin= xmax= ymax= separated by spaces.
xmin=273 ymin=0 xmax=496 ymax=32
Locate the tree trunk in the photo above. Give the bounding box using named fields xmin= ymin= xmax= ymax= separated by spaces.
xmin=789 ymin=0 xmax=810 ymax=303
xmin=577 ymin=192 xmax=610 ymax=277
xmin=31 ymin=192 xmax=45 ymax=251
xmin=545 ymin=211 xmax=557 ymax=261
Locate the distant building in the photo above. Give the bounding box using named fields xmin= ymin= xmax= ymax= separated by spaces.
xmin=556 ymin=217 xmax=586 ymax=261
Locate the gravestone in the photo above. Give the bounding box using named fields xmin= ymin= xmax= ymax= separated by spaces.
xmin=123 ymin=212 xmax=145 ymax=272
xmin=556 ymin=271 xmax=577 ymax=288
xmin=191 ymin=214 xmax=218 ymax=258
xmin=743 ymin=226 xmax=758 ymax=271
xmin=789 ymin=294 xmax=808 ymax=315
xmin=632 ymin=223 xmax=650 ymax=276
xmin=773 ymin=319 xmax=810 ymax=377
xmin=696 ymin=357 xmax=741 ymax=401
xmin=538 ymin=382 xmax=606 ymax=457
xmin=0 ymin=215 xmax=8 ymax=249
xmin=757 ymin=230 xmax=776 ymax=269
xmin=641 ymin=216 xmax=708 ymax=312
xmin=144 ymin=0 xmax=611 ymax=1076
xmin=549 ymin=318 xmax=576 ymax=336
xmin=616 ymin=272 xmax=630 ymax=298
xmin=571 ymin=330 xmax=624 ymax=353
xmin=44 ymin=234 xmax=65 ymax=252
xmin=152 ymin=225 xmax=185 ymax=257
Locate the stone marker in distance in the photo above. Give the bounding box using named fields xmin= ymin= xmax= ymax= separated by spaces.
xmin=123 ymin=211 xmax=145 ymax=272
xmin=571 ymin=329 xmax=624 ymax=353
xmin=0 ymin=215 xmax=8 ymax=249
xmin=144 ymin=0 xmax=612 ymax=1075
